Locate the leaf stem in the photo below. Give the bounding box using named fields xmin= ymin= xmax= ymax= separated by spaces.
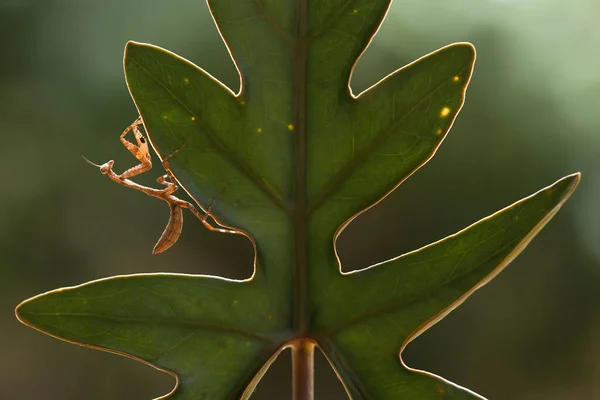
xmin=292 ymin=338 xmax=315 ymax=400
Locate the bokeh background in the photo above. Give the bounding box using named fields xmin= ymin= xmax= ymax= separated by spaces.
xmin=1 ymin=0 xmax=599 ymax=398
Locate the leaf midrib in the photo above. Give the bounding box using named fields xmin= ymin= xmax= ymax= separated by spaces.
xmin=292 ymin=0 xmax=309 ymax=334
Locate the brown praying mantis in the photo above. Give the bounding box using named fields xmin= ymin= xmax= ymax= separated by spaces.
xmin=85 ymin=116 xmax=235 ymax=254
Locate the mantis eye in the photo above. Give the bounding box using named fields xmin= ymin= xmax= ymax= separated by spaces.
xmin=140 ymin=137 xmax=146 ymax=143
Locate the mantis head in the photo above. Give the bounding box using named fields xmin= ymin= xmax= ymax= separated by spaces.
xmin=83 ymin=156 xmax=114 ymax=175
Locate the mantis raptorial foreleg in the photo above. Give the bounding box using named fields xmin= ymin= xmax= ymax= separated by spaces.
xmin=117 ymin=116 xmax=152 ymax=180
xmin=84 ymin=117 xmax=236 ymax=254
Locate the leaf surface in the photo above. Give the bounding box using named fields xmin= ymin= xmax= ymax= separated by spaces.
xmin=16 ymin=1 xmax=580 ymax=399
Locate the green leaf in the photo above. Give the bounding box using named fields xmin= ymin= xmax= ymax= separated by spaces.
xmin=16 ymin=1 xmax=580 ymax=399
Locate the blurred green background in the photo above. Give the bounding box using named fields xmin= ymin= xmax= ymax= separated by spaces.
xmin=2 ymin=0 xmax=599 ymax=398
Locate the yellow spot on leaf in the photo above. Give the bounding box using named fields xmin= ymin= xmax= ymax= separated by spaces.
xmin=191 ymin=116 xmax=196 ymax=121
xmin=288 ymin=124 xmax=294 ymax=131
xmin=162 ymin=115 xmax=168 ymax=120
xmin=183 ymin=77 xmax=189 ymax=84
xmin=436 ymin=128 xmax=443 ymax=135
xmin=233 ymin=300 xmax=239 ymax=305
xmin=257 ymin=127 xmax=262 ymax=133
xmin=240 ymin=100 xmax=245 ymax=106
xmin=435 ymin=384 xmax=445 ymax=395
xmin=452 ymin=75 xmax=460 ymax=82
xmin=515 ymin=215 xmax=519 ymax=221
xmin=268 ymin=314 xmax=272 ymax=319
xmin=440 ymin=107 xmax=451 ymax=117
xmin=352 ymin=9 xmax=358 ymax=14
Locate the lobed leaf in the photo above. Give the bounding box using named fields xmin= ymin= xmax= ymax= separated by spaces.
xmin=16 ymin=1 xmax=580 ymax=398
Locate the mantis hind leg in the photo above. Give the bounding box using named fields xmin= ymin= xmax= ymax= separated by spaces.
xmin=178 ymin=190 xmax=238 ymax=235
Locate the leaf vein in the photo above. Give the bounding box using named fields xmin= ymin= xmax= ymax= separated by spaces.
xmin=131 ymin=57 xmax=292 ymax=215
xmin=306 ymin=68 xmax=470 ymax=214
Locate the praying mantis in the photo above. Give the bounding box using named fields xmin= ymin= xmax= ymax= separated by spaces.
xmin=85 ymin=116 xmax=234 ymax=254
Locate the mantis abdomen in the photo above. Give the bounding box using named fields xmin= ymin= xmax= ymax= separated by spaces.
xmin=152 ymin=204 xmax=184 ymax=254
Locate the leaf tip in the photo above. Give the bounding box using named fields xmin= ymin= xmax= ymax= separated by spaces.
xmin=569 ymin=171 xmax=582 ymax=183
xmin=445 ymin=41 xmax=476 ymax=62
xmin=554 ymin=172 xmax=581 ymax=200
xmin=456 ymin=42 xmax=476 ymax=79
xmin=431 ymin=42 xmax=476 ymax=91
xmin=14 ymin=295 xmax=36 ymax=327
xmin=123 ymin=41 xmax=162 ymax=65
xmin=124 ymin=40 xmax=143 ymax=53
xmin=123 ymin=41 xmax=146 ymax=65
